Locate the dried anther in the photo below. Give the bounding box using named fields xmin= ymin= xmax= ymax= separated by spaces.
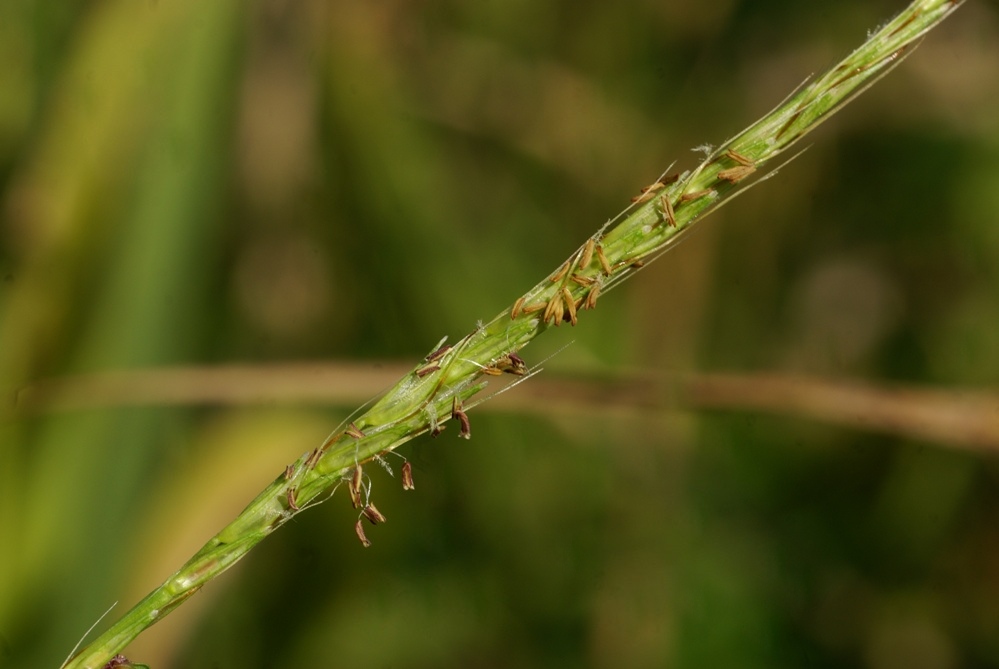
xmin=362 ymin=503 xmax=387 ymax=525
xmin=349 ymin=465 xmax=363 ymax=509
xmin=631 ymin=180 xmax=665 ymax=203
xmin=543 ymin=293 xmax=565 ymax=326
xmin=494 ymin=352 xmax=528 ymax=376
xmin=452 ymin=397 xmax=471 ymax=439
xmin=718 ymin=164 xmax=756 ymax=183
xmin=550 ymin=261 xmax=570 ymax=283
xmin=562 ymin=286 xmax=578 ymax=326
xmin=402 ymin=461 xmax=415 ymax=490
xmin=583 ymin=282 xmax=601 ymax=310
xmin=283 ymin=464 xmax=295 ymax=480
xmin=345 ymin=422 xmax=366 ymax=439
xmin=510 ymin=296 xmax=526 ymax=319
xmin=679 ymin=188 xmax=714 ymax=203
xmin=286 ymin=487 xmax=300 ymax=511
xmin=425 ymin=343 xmax=452 ymax=362
xmin=725 ymin=148 xmax=755 ymax=167
xmin=658 ymin=193 xmax=676 ymax=228
xmin=416 ymin=363 xmax=440 ymax=377
xmin=522 ymin=301 xmax=547 ymax=314
xmin=457 ymin=412 xmax=471 ymax=439
xmin=508 ymin=352 xmax=528 ymax=373
xmin=596 ymin=245 xmax=613 ymax=275
xmin=570 ymin=273 xmax=594 ymax=287
xmin=579 ymin=238 xmax=595 ymax=269
xmin=354 ymin=519 xmax=372 ymax=548
xmin=305 ymin=448 xmax=322 ymax=470
xmin=631 ymin=173 xmax=679 ymax=203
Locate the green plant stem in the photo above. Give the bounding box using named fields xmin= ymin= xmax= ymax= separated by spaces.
xmin=63 ymin=1 xmax=962 ymax=666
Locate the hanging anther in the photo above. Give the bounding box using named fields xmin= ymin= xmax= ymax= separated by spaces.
xmin=562 ymin=286 xmax=578 ymax=326
xmin=349 ymin=465 xmax=363 ymax=509
xmin=582 ymin=280 xmax=602 ymax=311
xmin=452 ymin=397 xmax=471 ymax=439
xmin=362 ymin=503 xmax=387 ymax=525
xmin=402 ymin=461 xmax=415 ymax=490
xmin=354 ymin=519 xmax=372 ymax=548
xmin=345 ymin=422 xmax=366 ymax=440
xmin=543 ymin=292 xmax=565 ymax=326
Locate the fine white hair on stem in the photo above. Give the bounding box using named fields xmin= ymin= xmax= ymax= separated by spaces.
xmin=60 ymin=601 xmax=118 ymax=669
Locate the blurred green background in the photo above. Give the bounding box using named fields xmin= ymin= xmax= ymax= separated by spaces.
xmin=2 ymin=0 xmax=999 ymax=667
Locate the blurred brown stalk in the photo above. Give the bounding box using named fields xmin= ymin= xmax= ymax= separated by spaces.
xmin=14 ymin=363 xmax=999 ymax=453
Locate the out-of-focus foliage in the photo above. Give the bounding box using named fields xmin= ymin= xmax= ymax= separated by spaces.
xmin=2 ymin=1 xmax=998 ymax=667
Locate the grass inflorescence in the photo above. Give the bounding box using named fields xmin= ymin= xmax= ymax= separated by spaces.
xmin=63 ymin=1 xmax=963 ymax=666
